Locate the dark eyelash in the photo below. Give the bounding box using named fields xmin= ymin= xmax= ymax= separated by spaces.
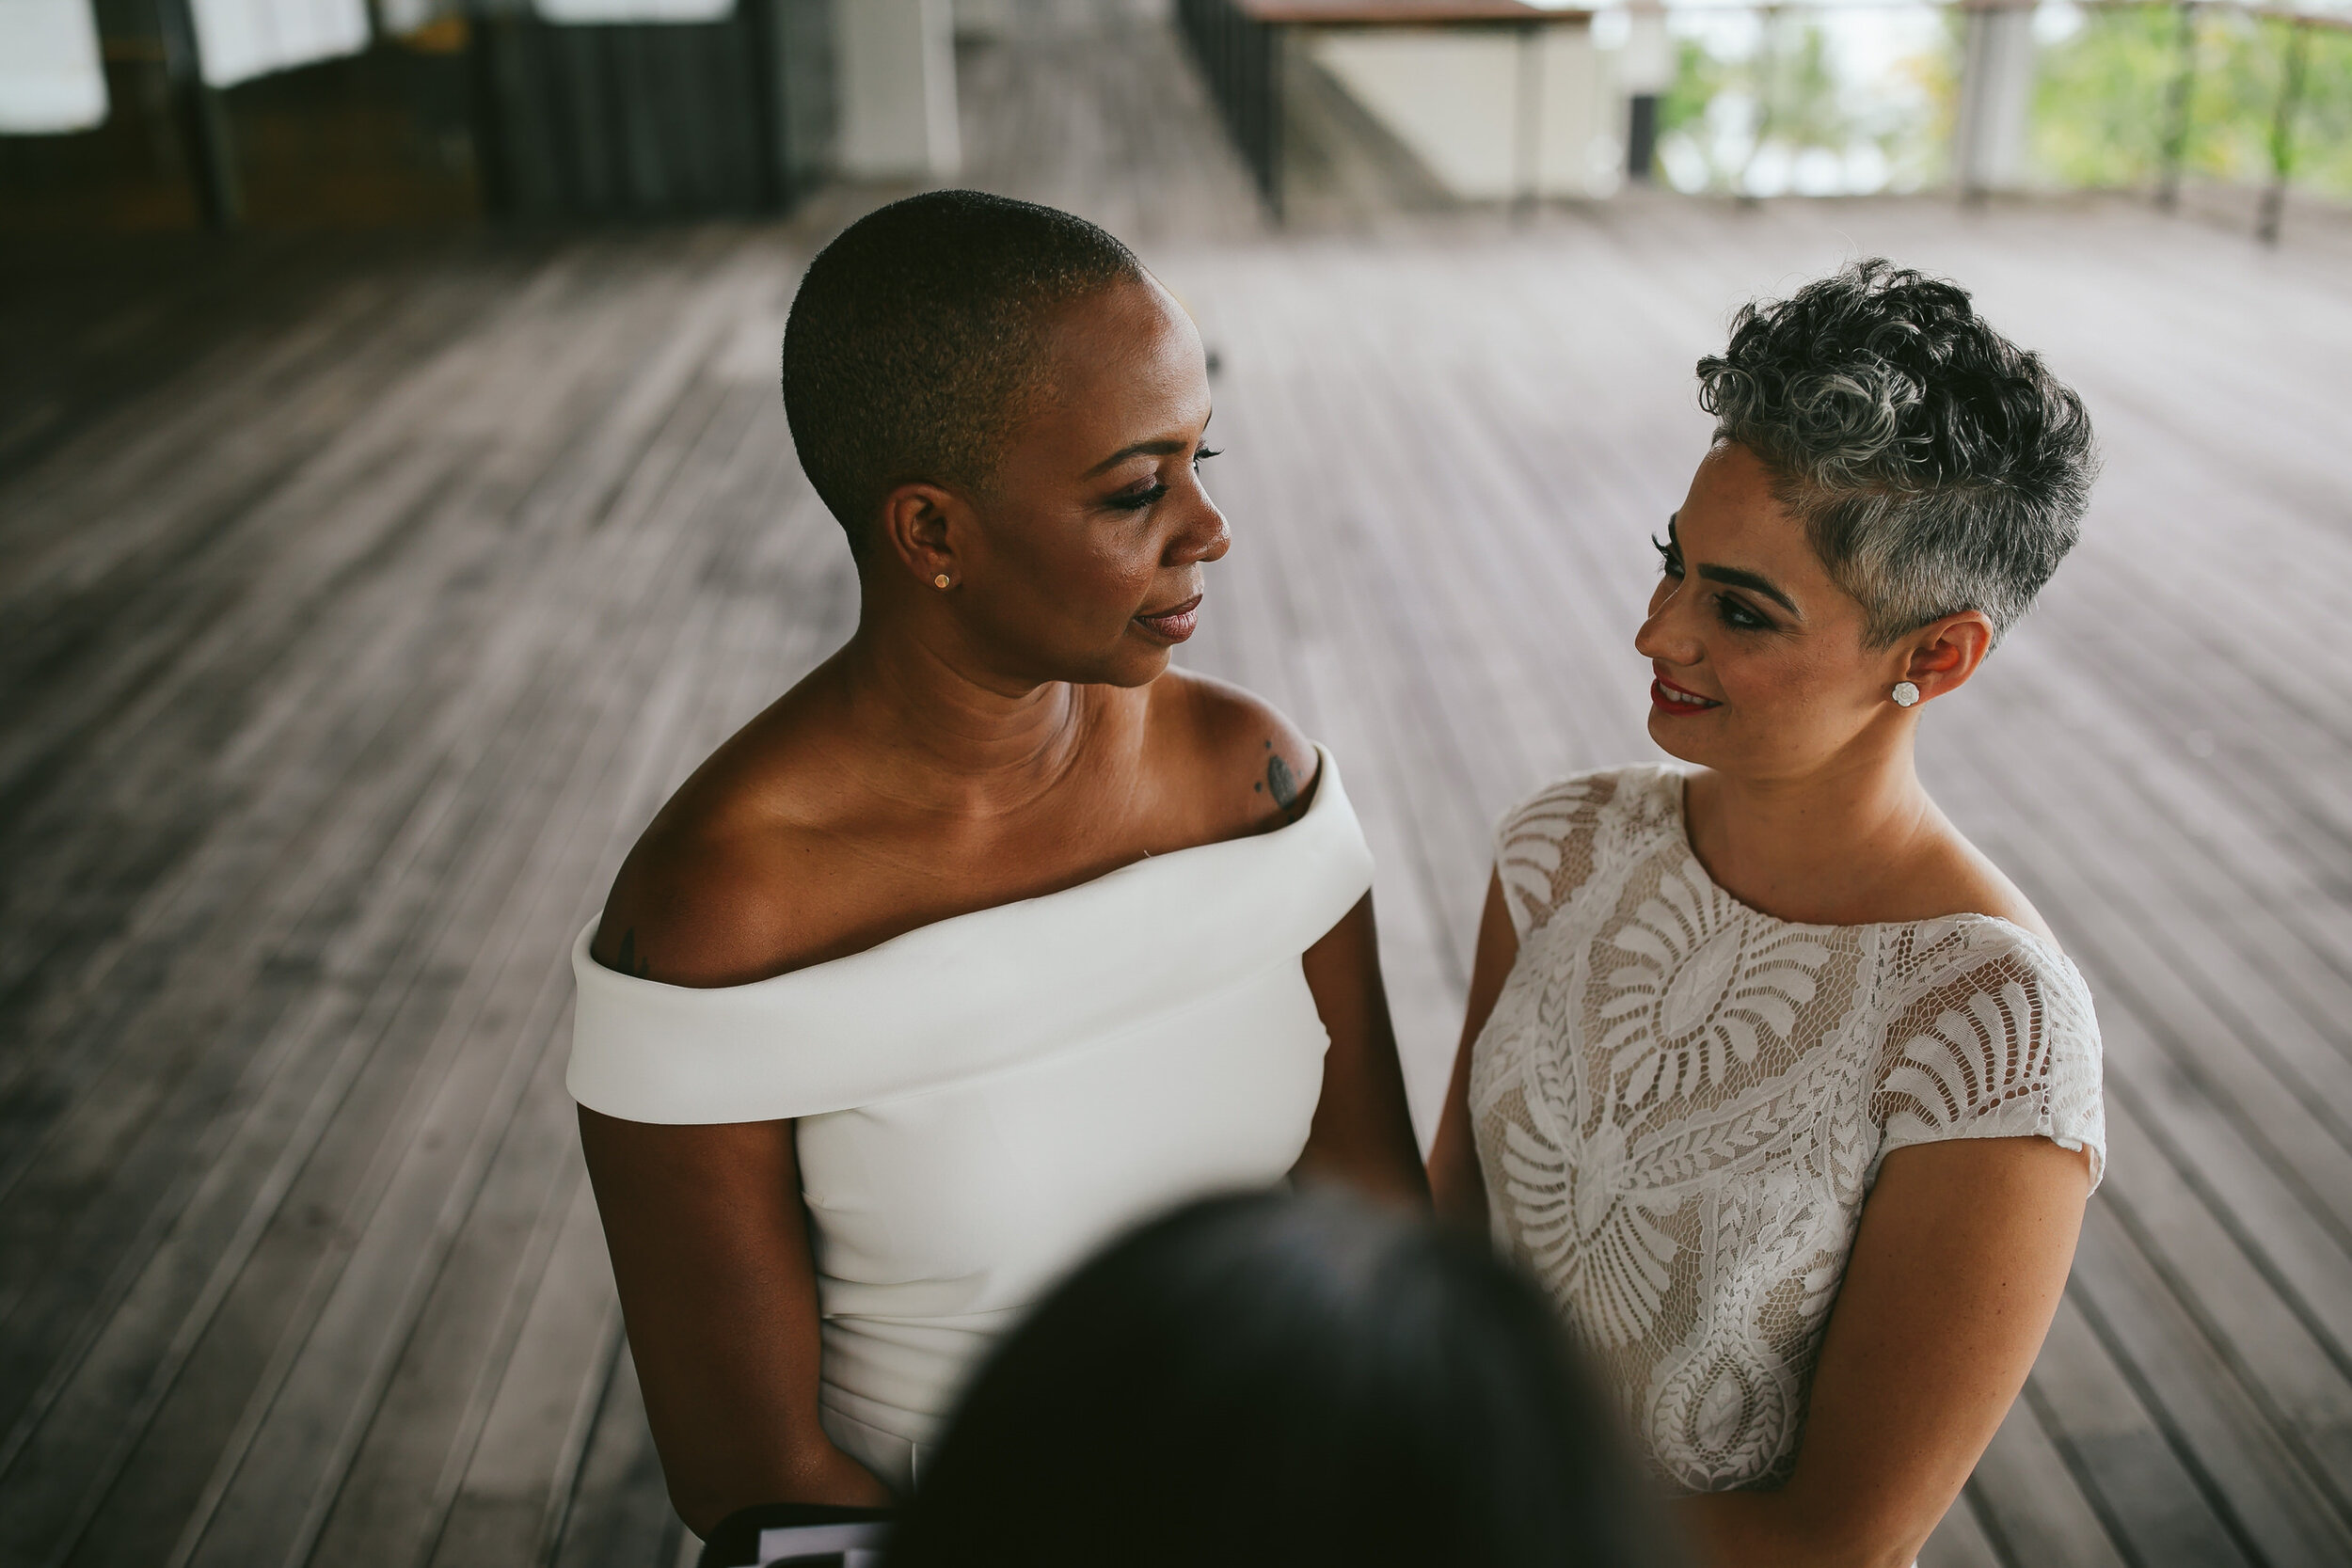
xmin=1109 ymin=446 xmax=1219 ymax=513
xmin=1715 ymin=594 xmax=1771 ymax=629
xmin=1652 ymin=534 xmax=1682 ymax=573
xmin=1107 ymin=483 xmax=1169 ymax=513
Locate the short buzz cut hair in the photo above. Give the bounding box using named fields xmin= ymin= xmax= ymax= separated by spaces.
xmin=1697 ymin=258 xmax=2097 ymax=647
xmin=780 ymin=190 xmax=1147 ymax=553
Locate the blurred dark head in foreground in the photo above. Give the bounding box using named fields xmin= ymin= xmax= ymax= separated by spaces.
xmin=781 ymin=188 xmax=1145 ymax=556
xmin=886 ymin=1191 xmax=1667 ymax=1568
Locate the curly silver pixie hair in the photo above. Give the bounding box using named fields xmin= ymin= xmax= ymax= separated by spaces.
xmin=1697 ymin=259 xmax=2097 ymax=647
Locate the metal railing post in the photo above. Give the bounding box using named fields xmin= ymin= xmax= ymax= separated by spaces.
xmin=152 ymin=0 xmax=241 ymax=229
xmin=1176 ymin=0 xmax=1283 ymax=221
xmin=464 ymin=2 xmax=512 ymax=219
xmin=2157 ymin=0 xmax=2199 ymax=211
xmin=1514 ymin=21 xmax=1544 ymax=220
xmin=2257 ymin=17 xmax=2311 ymax=244
xmin=1737 ymin=4 xmax=1784 ymax=198
xmin=1267 ymin=22 xmax=1287 ymax=222
xmin=1621 ymin=0 xmax=1670 ymax=183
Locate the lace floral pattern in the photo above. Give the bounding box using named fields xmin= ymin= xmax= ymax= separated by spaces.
xmin=1471 ymin=767 xmax=2106 ymax=1493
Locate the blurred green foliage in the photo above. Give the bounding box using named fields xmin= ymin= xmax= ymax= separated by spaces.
xmin=2032 ymin=4 xmax=2352 ymax=198
xmin=1652 ymin=15 xmax=1956 ymax=193
xmin=2029 ymin=6 xmax=2179 ymax=183
xmin=1656 ymin=35 xmax=1726 ymax=163
xmin=1648 ymin=2 xmax=2346 ymax=201
xmin=2301 ymin=29 xmax=2352 ymax=196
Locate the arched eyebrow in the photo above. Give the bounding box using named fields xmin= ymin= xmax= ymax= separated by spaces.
xmin=1697 ymin=563 xmax=1801 ymax=617
xmin=1083 ymin=438 xmax=1186 ymax=477
xmin=1083 ymin=411 xmax=1214 ymax=478
xmin=1668 ymin=516 xmax=1802 ymax=618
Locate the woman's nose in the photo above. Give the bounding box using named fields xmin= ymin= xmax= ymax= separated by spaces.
xmin=1634 ymin=589 xmax=1694 ymax=665
xmin=1172 ymin=493 xmax=1231 ymax=566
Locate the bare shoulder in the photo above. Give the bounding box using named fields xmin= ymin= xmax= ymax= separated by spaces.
xmin=1963 ymin=865 xmax=2061 ymax=950
xmin=591 ymin=756 xmax=809 ymax=990
xmin=1148 ymin=669 xmax=1321 ymax=835
xmin=1921 ymin=822 xmax=2061 ymax=949
xmin=588 ymin=679 xmax=860 ymax=990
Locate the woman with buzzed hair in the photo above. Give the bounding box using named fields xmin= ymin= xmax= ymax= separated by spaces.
xmin=570 ymin=192 xmax=1426 ymax=1527
xmin=1429 ymin=260 xmax=2106 ymax=1566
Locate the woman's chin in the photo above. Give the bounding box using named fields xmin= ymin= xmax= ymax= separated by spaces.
xmin=1116 ymin=654 xmax=1174 ymax=688
xmin=1645 ymin=711 xmax=1713 ymax=766
xmin=1084 ymin=639 xmax=1174 ymax=689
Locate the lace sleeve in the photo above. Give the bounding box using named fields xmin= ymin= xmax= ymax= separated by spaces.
xmin=1492 ymin=771 xmax=1621 ymax=942
xmin=1867 ymin=922 xmax=2106 ymax=1191
xmin=1863 ymin=921 xmax=2107 ymax=1189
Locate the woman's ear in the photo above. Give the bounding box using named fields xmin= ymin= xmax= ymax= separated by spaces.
xmin=876 ymin=482 xmax=971 ymax=590
xmin=1901 ymin=611 xmax=1995 ymax=702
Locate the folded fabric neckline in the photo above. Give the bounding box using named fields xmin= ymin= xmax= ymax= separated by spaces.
xmin=568 ymin=745 xmax=1372 ymax=1123
xmin=580 ymin=742 xmax=1347 ymax=997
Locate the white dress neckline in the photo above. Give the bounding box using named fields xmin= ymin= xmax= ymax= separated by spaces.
xmin=1660 ymin=768 xmax=2078 ymax=964
xmin=569 ymin=744 xmax=1365 ymax=1123
xmin=576 ymin=742 xmax=1344 ymax=997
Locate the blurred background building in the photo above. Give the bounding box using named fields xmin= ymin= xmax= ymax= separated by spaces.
xmin=2 ymin=0 xmax=2347 ymax=231
xmin=3 ymin=4 xmax=2350 ymax=1568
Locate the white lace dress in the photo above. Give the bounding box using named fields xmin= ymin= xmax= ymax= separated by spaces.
xmin=1469 ymin=766 xmax=2106 ymax=1493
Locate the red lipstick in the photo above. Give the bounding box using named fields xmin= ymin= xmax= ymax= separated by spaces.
xmin=1650 ymin=669 xmax=1723 ymax=716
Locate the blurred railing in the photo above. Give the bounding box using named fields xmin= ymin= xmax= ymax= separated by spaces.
xmin=1176 ymin=0 xmax=1286 ymax=209
xmin=1638 ymin=0 xmax=2349 ymax=237
xmin=1175 ymin=1 xmax=1600 ymax=218
xmin=1180 ymin=0 xmax=2351 ymax=238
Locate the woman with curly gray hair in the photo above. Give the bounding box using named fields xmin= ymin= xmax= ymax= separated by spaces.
xmin=1428 ymin=260 xmax=2106 ymax=1566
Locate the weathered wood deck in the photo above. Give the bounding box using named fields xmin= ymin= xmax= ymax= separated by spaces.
xmin=6 ymin=7 xmax=2352 ymax=1566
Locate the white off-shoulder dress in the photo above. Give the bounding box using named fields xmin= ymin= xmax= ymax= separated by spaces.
xmin=569 ymin=748 xmax=1374 ymax=1491
xmin=1470 ymin=766 xmax=2106 ymax=1493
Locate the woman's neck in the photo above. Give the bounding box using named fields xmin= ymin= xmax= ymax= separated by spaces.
xmin=1683 ymin=737 xmax=1945 ymax=927
xmin=819 ymin=625 xmax=1096 ymax=819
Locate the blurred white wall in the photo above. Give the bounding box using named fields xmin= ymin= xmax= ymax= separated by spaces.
xmin=1954 ymin=6 xmax=2036 ymax=193
xmin=1613 ymin=4 xmax=1673 ymax=96
xmin=189 ymin=0 xmax=370 ymax=87
xmin=838 ymin=0 xmax=962 ymax=179
xmin=1311 ymin=24 xmax=1618 ymax=200
xmin=0 ymin=0 xmax=107 ymax=133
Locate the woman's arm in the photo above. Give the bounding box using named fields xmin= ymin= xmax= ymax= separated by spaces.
xmin=1293 ymin=894 xmax=1430 ymax=1206
xmin=1678 ymin=1134 xmax=2092 ymax=1568
xmin=580 ymin=1109 xmax=892 ymax=1531
xmin=1425 ymin=870 xmax=1518 ymax=1229
xmin=584 ymin=823 xmax=891 ymax=1528
xmin=1170 ymin=681 xmax=1421 ymax=1202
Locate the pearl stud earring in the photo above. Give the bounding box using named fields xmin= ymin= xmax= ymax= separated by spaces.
xmin=1891 ymin=681 xmax=1920 ymax=708
xmin=933 ymin=574 xmax=950 ymax=590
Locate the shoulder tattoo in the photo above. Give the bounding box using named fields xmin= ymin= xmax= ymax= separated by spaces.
xmin=1252 ymin=738 xmax=1305 ymax=824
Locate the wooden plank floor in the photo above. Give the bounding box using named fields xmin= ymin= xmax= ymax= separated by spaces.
xmin=6 ymin=7 xmax=2352 ymax=1565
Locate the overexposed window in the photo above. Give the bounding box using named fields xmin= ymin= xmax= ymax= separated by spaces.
xmin=0 ymin=0 xmax=109 ymax=133
xmin=189 ymin=0 xmax=371 ymax=88
xmin=533 ymin=0 xmax=733 ymax=22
